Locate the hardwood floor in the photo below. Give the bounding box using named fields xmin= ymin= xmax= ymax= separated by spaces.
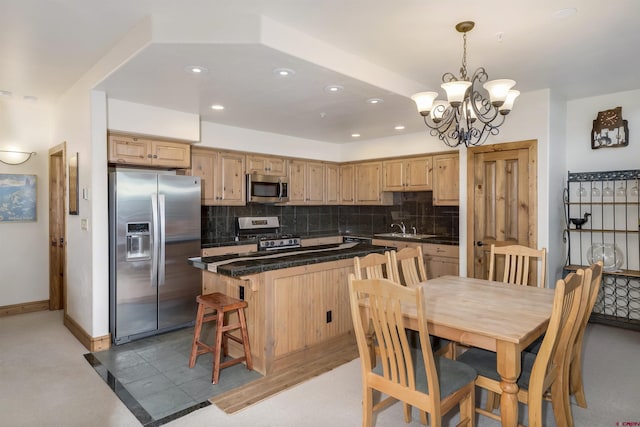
xmin=211 ymin=332 xmax=359 ymax=413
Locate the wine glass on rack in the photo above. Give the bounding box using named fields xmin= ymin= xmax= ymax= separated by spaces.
xmin=577 ymin=185 xmax=588 ymax=198
xmin=602 ymin=183 xmax=614 ymax=197
xmin=591 ymin=185 xmax=600 ymax=198
xmin=616 ymin=183 xmax=627 ymax=198
xmin=630 ymin=183 xmax=639 ymax=198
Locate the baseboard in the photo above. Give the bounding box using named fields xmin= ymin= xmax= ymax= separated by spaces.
xmin=64 ymin=313 xmax=111 ymax=352
xmin=0 ymin=300 xmax=49 ymax=317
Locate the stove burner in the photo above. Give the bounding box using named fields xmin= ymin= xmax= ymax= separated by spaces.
xmin=258 ymin=235 xmax=301 ymax=251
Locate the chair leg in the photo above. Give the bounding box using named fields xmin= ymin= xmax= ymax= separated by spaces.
xmin=570 ymin=353 xmax=587 ymax=408
xmin=189 ymin=302 xmax=205 ymax=368
xmin=363 ymin=386 xmax=373 ymax=427
xmin=549 ymin=380 xmax=571 ymax=427
xmin=212 ymin=309 xmax=225 ymax=384
xmin=460 ymin=384 xmax=475 ymax=427
xmin=238 ymin=307 xmax=253 ymax=370
xmin=403 ymin=403 xmax=412 ymax=423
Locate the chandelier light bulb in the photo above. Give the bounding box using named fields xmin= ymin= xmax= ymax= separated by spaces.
xmin=410 ymin=92 xmax=438 ymax=115
xmin=483 ymin=79 xmax=516 ymax=107
xmin=441 ymin=81 xmax=471 ymax=107
xmin=499 ymin=90 xmax=520 ymax=115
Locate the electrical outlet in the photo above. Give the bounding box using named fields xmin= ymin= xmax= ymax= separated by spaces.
xmin=326 ymin=310 xmax=332 ymax=323
xmin=81 ymin=218 xmax=89 ymax=231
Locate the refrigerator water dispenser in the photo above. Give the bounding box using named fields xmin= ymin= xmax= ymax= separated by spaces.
xmin=126 ymin=222 xmax=151 ymax=260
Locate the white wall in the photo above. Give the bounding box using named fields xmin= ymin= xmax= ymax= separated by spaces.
xmin=566 ymin=89 xmax=640 ymax=172
xmin=0 ymin=97 xmax=52 ymax=305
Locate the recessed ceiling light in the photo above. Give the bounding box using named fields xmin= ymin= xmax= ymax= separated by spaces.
xmin=325 ymin=85 xmax=344 ymax=93
xmin=0 ymin=90 xmax=12 ymax=97
xmin=210 ymin=104 xmax=225 ymax=110
xmin=552 ymin=8 xmax=577 ymax=19
xmin=184 ymin=65 xmax=208 ymax=74
xmin=351 ymin=133 xmax=361 ymax=138
xmin=274 ymin=68 xmax=295 ymax=77
xmin=367 ymin=98 xmax=383 ymax=105
xmin=394 ymin=125 xmax=405 ymax=131
xmin=23 ymin=95 xmax=38 ymax=102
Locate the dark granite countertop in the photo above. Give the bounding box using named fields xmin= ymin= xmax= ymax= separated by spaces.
xmin=202 ymin=232 xmax=459 ymax=248
xmin=190 ymin=242 xmax=392 ymax=277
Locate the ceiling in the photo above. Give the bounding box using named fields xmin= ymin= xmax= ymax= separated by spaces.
xmin=2 ymin=0 xmax=640 ymax=143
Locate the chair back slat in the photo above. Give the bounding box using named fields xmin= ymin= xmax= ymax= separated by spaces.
xmin=353 ymin=251 xmax=396 ymax=282
xmin=489 ymin=244 xmax=547 ymax=287
xmin=391 ymin=246 xmax=428 ymax=287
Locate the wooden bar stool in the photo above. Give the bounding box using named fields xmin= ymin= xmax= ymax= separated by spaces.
xmin=189 ymin=292 xmax=253 ymax=384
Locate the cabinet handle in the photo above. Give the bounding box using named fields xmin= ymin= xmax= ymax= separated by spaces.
xmin=436 ymin=248 xmax=445 ymax=253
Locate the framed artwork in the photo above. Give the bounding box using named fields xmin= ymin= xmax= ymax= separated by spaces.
xmin=69 ymin=153 xmax=79 ymax=215
xmin=591 ymin=106 xmax=629 ymax=149
xmin=0 ymin=174 xmax=37 ymax=222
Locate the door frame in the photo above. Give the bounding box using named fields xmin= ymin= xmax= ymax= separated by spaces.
xmin=466 ymin=139 xmax=538 ymax=278
xmin=48 ymin=142 xmax=67 ymax=311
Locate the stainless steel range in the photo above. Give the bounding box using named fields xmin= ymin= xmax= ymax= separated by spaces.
xmin=236 ymin=216 xmax=301 ymax=251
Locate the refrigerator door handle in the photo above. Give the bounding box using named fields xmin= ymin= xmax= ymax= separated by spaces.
xmin=151 ymin=193 xmax=159 ymax=286
xmin=158 ymin=194 xmax=166 ymax=286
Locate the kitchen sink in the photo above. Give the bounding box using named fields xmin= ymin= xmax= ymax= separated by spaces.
xmin=374 ymin=232 xmax=438 ymax=240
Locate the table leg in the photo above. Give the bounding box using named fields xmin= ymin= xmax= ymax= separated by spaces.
xmin=496 ymin=341 xmax=521 ymax=427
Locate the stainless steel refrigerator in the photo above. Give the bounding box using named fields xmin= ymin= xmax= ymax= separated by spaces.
xmin=109 ymin=171 xmax=201 ymax=344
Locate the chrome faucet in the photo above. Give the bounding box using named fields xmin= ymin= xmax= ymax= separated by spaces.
xmin=391 ymin=222 xmax=406 ymax=234
xmin=412 ymin=226 xmax=417 ymax=235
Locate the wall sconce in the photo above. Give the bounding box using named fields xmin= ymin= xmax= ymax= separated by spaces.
xmin=0 ymin=150 xmax=37 ymax=165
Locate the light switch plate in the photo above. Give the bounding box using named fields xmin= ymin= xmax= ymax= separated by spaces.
xmin=81 ymin=218 xmax=89 ymax=231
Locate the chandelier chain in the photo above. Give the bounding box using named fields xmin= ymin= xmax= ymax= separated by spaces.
xmin=460 ymin=32 xmax=468 ymax=80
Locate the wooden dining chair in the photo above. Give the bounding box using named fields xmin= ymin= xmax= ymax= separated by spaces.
xmin=348 ymin=275 xmax=477 ymax=427
xmin=488 ymin=244 xmax=547 ymax=287
xmin=353 ymin=251 xmax=396 ymax=281
xmin=569 ymin=261 xmax=603 ymax=409
xmin=390 ymin=246 xmax=427 ymax=287
xmin=457 ymin=268 xmax=588 ymax=427
xmin=390 ymin=246 xmax=456 ymax=359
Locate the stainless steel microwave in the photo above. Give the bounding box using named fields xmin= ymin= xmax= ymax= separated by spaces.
xmin=246 ymin=173 xmax=289 ymax=203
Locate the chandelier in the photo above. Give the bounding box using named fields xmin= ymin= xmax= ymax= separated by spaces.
xmin=411 ymin=21 xmax=519 ymax=148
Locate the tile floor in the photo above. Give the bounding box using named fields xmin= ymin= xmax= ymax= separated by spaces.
xmin=85 ymin=324 xmax=261 ymax=426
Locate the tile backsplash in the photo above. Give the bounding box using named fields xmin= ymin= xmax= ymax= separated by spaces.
xmin=202 ymin=192 xmax=458 ymax=242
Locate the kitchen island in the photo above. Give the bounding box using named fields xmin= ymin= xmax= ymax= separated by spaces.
xmin=189 ymin=242 xmax=391 ymax=375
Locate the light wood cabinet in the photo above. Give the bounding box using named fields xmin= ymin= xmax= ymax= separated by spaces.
xmin=108 ymin=133 xmax=191 ymax=168
xmin=188 ymin=148 xmax=246 ymax=206
xmin=355 ymin=161 xmax=393 ymax=205
xmin=287 ymin=159 xmax=326 ymax=205
xmin=325 ymin=163 xmax=340 ymax=205
xmin=372 ymin=239 xmax=459 ymax=279
xmin=383 ymin=156 xmax=432 ymax=191
xmin=246 ymin=154 xmax=287 ymax=176
xmin=432 ymin=152 xmax=459 ymax=206
xmin=339 ymin=164 xmax=356 ymax=205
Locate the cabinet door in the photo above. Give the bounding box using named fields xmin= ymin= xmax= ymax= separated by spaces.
xmin=433 ymin=153 xmax=459 ymax=206
xmin=306 ymin=161 xmax=325 ymax=204
xmin=246 ymin=154 xmax=287 ymax=176
xmin=288 ymin=160 xmax=306 ymax=204
xmin=424 ymin=256 xmax=459 ymax=278
xmin=217 ymin=152 xmax=246 ymax=205
xmin=190 ymin=149 xmax=217 ymax=205
xmin=406 ymin=156 xmax=432 ymax=191
xmin=151 ymin=140 xmax=191 ymax=168
xmin=383 ymin=159 xmax=406 ymax=191
xmin=108 ymin=134 xmax=152 ymax=165
xmin=325 ymin=163 xmax=340 ymax=205
xmin=355 ymin=161 xmax=392 ymax=205
xmin=339 ymin=164 xmax=355 ymax=205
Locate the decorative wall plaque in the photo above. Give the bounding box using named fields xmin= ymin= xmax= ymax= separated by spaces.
xmin=591 ymin=106 xmax=629 ymax=149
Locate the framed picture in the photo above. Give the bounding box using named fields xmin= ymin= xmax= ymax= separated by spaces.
xmin=69 ymin=153 xmax=79 ymax=215
xmin=0 ymin=174 xmax=37 ymax=222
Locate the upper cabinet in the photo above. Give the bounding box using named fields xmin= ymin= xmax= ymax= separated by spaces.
xmin=189 ymin=148 xmax=245 ymax=206
xmin=383 ymin=156 xmax=433 ymax=191
xmin=339 ymin=164 xmax=356 ymax=205
xmin=108 ymin=133 xmax=191 ymax=168
xmin=325 ymin=163 xmax=340 ymax=205
xmin=432 ymin=152 xmax=459 ymax=206
xmin=246 ymin=154 xmax=287 ymax=176
xmin=288 ymin=159 xmax=326 ymax=205
xmin=355 ymin=161 xmax=393 ymax=205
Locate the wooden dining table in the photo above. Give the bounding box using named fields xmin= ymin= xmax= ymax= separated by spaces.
xmin=364 ymin=275 xmax=555 ymax=427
